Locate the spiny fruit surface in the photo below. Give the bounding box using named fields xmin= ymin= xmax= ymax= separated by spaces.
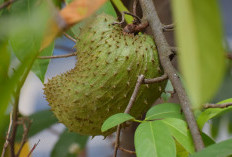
xmin=44 ymin=13 xmax=166 ymax=136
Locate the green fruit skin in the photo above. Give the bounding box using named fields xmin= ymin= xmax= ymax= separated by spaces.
xmin=44 ymin=13 xmax=166 ymax=136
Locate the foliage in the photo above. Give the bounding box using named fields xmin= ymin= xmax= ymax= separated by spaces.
xmin=0 ymin=0 xmax=231 ymax=156
xmin=190 ymin=139 xmax=232 ymax=157
xmin=172 ymin=0 xmax=226 ymax=109
xmin=51 ymin=129 xmax=88 ymax=157
xmin=197 ymin=98 xmax=232 ymax=130
xmin=101 ymin=113 xmax=135 ymax=132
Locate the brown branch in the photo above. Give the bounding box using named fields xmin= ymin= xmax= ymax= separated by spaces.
xmin=125 ymin=75 xmax=145 ymax=113
xmin=114 ymin=75 xmax=145 ymax=157
xmin=113 ymin=125 xmax=121 ymax=157
xmin=204 ymin=103 xmax=232 ymax=109
xmin=55 ymin=45 xmax=75 ymax=52
xmin=8 ymin=96 xmax=20 ymax=157
xmin=37 ymin=52 xmax=77 ymax=59
xmin=143 ymin=73 xmax=168 ymax=84
xmin=227 ymin=53 xmax=232 ymax=60
xmin=133 ymin=0 xmax=138 ymax=15
xmin=118 ymin=146 xmax=136 ymax=154
xmin=16 ymin=118 xmax=32 ymax=157
xmin=113 ymin=11 xmax=142 ymax=25
xmin=163 ymin=24 xmax=174 ymax=32
xmin=0 ymin=0 xmax=16 ymax=10
xmin=139 ymin=0 xmax=204 ymax=151
xmin=1 ymin=112 xmax=13 ymax=157
xmin=63 ymin=32 xmax=76 ymax=43
xmin=27 ymin=140 xmax=40 ymax=157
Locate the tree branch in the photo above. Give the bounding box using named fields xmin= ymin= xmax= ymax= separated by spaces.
xmin=27 ymin=140 xmax=40 ymax=157
xmin=118 ymin=146 xmax=136 ymax=154
xmin=143 ymin=73 xmax=168 ymax=84
xmin=55 ymin=45 xmax=76 ymax=52
xmin=113 ymin=75 xmax=145 ymax=157
xmin=133 ymin=0 xmax=138 ymax=15
xmin=16 ymin=118 xmax=32 ymax=157
xmin=204 ymin=103 xmax=232 ymax=109
xmin=124 ymin=75 xmax=145 ymax=113
xmin=139 ymin=0 xmax=204 ymax=151
xmin=0 ymin=0 xmax=16 ymax=10
xmin=63 ymin=32 xmax=76 ymax=43
xmin=8 ymin=96 xmax=20 ymax=157
xmin=37 ymin=52 xmax=77 ymax=59
xmin=113 ymin=125 xmax=121 ymax=157
xmin=227 ymin=53 xmax=232 ymax=60
xmin=1 ymin=112 xmax=13 ymax=157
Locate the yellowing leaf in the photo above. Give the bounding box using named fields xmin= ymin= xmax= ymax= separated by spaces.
xmin=60 ymin=0 xmax=107 ymax=26
xmin=41 ymin=0 xmax=107 ymax=50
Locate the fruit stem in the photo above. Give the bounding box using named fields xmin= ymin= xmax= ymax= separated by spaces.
xmin=111 ymin=0 xmax=134 ymax=24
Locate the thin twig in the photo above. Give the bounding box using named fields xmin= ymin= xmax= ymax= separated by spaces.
xmin=16 ymin=118 xmax=32 ymax=157
xmin=125 ymin=75 xmax=145 ymax=113
xmin=113 ymin=11 xmax=142 ymax=25
xmin=133 ymin=0 xmax=138 ymax=16
xmin=204 ymin=103 xmax=232 ymax=109
xmin=139 ymin=0 xmax=204 ymax=151
xmin=63 ymin=32 xmax=76 ymax=43
xmin=113 ymin=125 xmax=121 ymax=157
xmin=143 ymin=74 xmax=168 ymax=84
xmin=114 ymin=75 xmax=145 ymax=157
xmin=118 ymin=146 xmax=136 ymax=154
xmin=163 ymin=24 xmax=174 ymax=32
xmin=9 ymin=96 xmax=20 ymax=157
xmin=227 ymin=53 xmax=232 ymax=60
xmin=27 ymin=140 xmax=40 ymax=157
xmin=0 ymin=0 xmax=16 ymax=10
xmin=1 ymin=112 xmax=13 ymax=157
xmin=55 ymin=45 xmax=76 ymax=52
xmin=38 ymin=52 xmax=77 ymax=59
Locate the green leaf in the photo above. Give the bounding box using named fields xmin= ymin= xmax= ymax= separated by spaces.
xmin=145 ymin=103 xmax=183 ymax=120
xmin=161 ymin=80 xmax=174 ymax=102
xmin=0 ymin=115 xmax=10 ymax=154
xmin=135 ymin=121 xmax=176 ymax=157
xmin=111 ymin=0 xmax=133 ymax=24
xmin=211 ymin=117 xmax=221 ymax=138
xmin=101 ymin=113 xmax=134 ymax=132
xmin=162 ymin=118 xmax=194 ymax=153
xmin=51 ymin=129 xmax=88 ymax=157
xmin=176 ymin=140 xmax=189 ymax=157
xmin=0 ymin=41 xmax=10 ymax=85
xmin=8 ymin=0 xmax=53 ymax=82
xmin=172 ymin=0 xmax=226 ymax=108
xmin=201 ymin=132 xmax=215 ymax=146
xmin=190 ymin=139 xmax=232 ymax=157
xmin=228 ymin=114 xmax=232 ymax=134
xmin=32 ymin=42 xmax=54 ymax=82
xmin=96 ymin=1 xmax=117 ymax=17
xmin=0 ymin=1 xmax=52 ymax=132
xmin=16 ymin=110 xmax=58 ymax=141
xmin=197 ymin=98 xmax=232 ymax=130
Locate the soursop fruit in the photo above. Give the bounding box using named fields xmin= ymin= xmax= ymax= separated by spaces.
xmin=44 ymin=13 xmax=166 ymax=136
